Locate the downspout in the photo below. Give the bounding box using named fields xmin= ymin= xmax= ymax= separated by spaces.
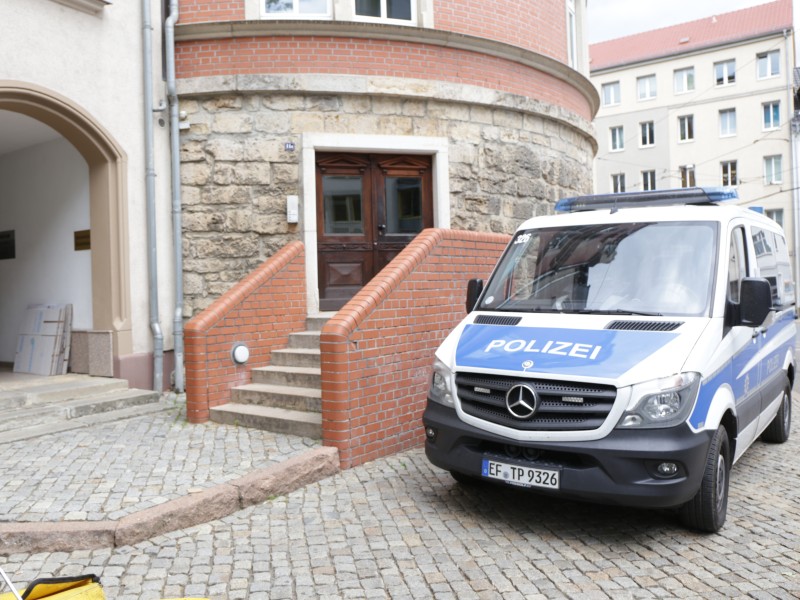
xmin=166 ymin=0 xmax=185 ymax=392
xmin=142 ymin=0 xmax=164 ymax=391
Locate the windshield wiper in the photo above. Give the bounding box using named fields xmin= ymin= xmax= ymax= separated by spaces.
xmin=573 ymin=308 xmax=663 ymax=317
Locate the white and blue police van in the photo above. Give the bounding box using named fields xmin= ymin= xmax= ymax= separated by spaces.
xmin=423 ymin=187 xmax=795 ymax=532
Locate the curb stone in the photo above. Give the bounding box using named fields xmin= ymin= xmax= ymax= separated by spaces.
xmin=0 ymin=446 xmax=339 ymax=554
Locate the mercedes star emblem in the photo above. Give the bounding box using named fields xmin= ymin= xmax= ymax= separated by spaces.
xmin=505 ymin=384 xmax=539 ymax=419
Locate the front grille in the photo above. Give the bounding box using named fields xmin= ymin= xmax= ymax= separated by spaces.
xmin=456 ymin=372 xmax=616 ymax=432
xmin=474 ymin=315 xmax=522 ymax=326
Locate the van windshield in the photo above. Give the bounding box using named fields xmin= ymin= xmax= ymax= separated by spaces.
xmin=480 ymin=221 xmax=718 ymax=317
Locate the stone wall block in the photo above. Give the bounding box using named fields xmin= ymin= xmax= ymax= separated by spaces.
xmin=181 ymin=140 xmax=206 ymax=162
xmin=207 ymin=138 xmax=245 ymax=161
xmin=203 ymin=185 xmax=251 ymax=205
xmin=254 ymin=111 xmax=291 ymax=134
xmin=245 ymin=137 xmax=286 ymax=162
xmin=181 ymin=185 xmax=201 ymax=206
xmin=203 ymin=95 xmax=242 ymax=111
xmin=212 ymin=113 xmax=253 ymax=134
xmin=272 ymin=163 xmax=299 ymax=185
xmin=307 ymin=96 xmax=342 ymax=112
xmin=263 ymin=94 xmax=306 ymax=111
xmin=233 ymin=162 xmax=272 ymax=185
xmin=181 ymin=162 xmax=212 ymax=185
xmin=192 ymin=235 xmax=260 ymax=259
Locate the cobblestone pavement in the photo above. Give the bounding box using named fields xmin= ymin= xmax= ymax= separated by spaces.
xmin=0 ymin=399 xmax=319 ymax=522
xmin=2 ymin=396 xmax=799 ymax=599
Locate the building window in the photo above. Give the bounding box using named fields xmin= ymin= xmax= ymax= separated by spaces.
xmin=764 ymin=155 xmax=782 ymax=184
xmin=642 ymin=170 xmax=656 ymax=191
xmin=354 ymin=0 xmax=415 ymax=23
xmin=640 ymin=121 xmax=654 ymax=147
xmin=602 ymin=82 xmax=621 ymax=106
xmin=766 ymin=208 xmax=784 ymax=228
xmin=721 ymin=160 xmax=737 ymax=186
xmin=757 ymin=50 xmax=780 ymax=79
xmin=637 ymin=75 xmax=656 ymax=100
xmin=714 ymin=59 xmax=736 ymax=86
xmin=610 ymin=126 xmax=624 ymax=151
xmin=680 ymin=165 xmax=696 ymax=188
xmin=263 ymin=0 xmax=332 ymax=18
xmin=611 ymin=173 xmax=626 ymax=193
xmin=679 ymin=115 xmax=694 ymax=141
xmin=763 ymin=101 xmax=780 ymax=130
xmin=719 ymin=109 xmax=736 ymax=137
xmin=567 ymin=0 xmax=577 ymax=69
xmin=674 ymin=67 xmax=695 ymax=93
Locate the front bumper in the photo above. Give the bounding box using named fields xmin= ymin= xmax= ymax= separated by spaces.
xmin=423 ymin=400 xmax=714 ymax=509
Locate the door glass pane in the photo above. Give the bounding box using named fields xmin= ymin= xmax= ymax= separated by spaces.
xmin=299 ymin=0 xmax=327 ymax=12
xmin=355 ymin=0 xmax=380 ymax=17
xmin=323 ymin=176 xmax=364 ymax=234
xmin=387 ymin=0 xmax=411 ymax=20
xmin=265 ymin=0 xmax=292 ymax=13
xmin=386 ymin=177 xmax=422 ymax=234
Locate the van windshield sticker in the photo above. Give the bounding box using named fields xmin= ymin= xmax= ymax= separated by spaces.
xmin=455 ymin=324 xmax=677 ymax=378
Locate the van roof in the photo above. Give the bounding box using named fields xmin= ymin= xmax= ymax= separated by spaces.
xmin=555 ymin=187 xmax=737 ymax=213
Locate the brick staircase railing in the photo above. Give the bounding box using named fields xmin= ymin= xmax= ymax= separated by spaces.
xmin=321 ymin=228 xmax=509 ymax=468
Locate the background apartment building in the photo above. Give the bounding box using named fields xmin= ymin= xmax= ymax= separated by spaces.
xmin=590 ymin=0 xmax=795 ymax=248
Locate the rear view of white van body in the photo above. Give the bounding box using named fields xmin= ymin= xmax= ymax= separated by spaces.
xmin=423 ymin=188 xmax=795 ymax=532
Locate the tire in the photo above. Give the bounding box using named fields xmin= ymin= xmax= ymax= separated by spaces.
xmin=680 ymin=425 xmax=731 ymax=533
xmin=761 ymin=379 xmax=792 ymax=444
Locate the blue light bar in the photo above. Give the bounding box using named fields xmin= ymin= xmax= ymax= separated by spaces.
xmin=555 ymin=187 xmax=739 ymax=213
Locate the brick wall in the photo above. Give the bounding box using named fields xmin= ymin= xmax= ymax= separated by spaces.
xmin=175 ymin=37 xmax=590 ymax=120
xmin=320 ymin=228 xmax=510 ymax=468
xmin=184 ymin=241 xmax=307 ymax=423
xmin=178 ymin=0 xmax=245 ymax=24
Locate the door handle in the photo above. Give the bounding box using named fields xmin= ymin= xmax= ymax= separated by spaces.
xmin=378 ymin=224 xmax=386 ymax=235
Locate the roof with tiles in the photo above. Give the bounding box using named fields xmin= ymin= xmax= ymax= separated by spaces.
xmin=589 ymin=0 xmax=793 ymax=72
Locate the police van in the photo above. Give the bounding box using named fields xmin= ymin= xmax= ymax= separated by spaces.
xmin=423 ymin=187 xmax=795 ymax=532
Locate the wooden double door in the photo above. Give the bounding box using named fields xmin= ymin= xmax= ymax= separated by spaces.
xmin=316 ymin=152 xmax=433 ymax=311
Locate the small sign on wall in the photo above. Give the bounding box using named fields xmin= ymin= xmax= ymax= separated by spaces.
xmin=74 ymin=229 xmax=91 ymax=251
xmin=0 ymin=230 xmax=14 ymax=260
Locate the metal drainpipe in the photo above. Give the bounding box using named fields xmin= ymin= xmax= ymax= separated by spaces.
xmin=785 ymin=29 xmax=800 ymax=308
xmin=142 ymin=0 xmax=164 ymax=392
xmin=165 ymin=0 xmax=185 ymax=392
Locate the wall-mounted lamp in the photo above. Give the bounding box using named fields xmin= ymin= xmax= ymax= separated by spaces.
xmin=231 ymin=343 xmax=250 ymax=365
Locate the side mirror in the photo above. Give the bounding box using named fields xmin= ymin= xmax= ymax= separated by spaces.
xmin=466 ymin=279 xmax=484 ymax=313
xmin=739 ymin=277 xmax=772 ymax=326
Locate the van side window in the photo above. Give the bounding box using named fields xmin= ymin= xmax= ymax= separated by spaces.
xmin=751 ymin=226 xmax=794 ymax=308
xmin=727 ymin=227 xmax=747 ymax=303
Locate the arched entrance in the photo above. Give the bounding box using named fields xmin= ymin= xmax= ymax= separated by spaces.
xmin=0 ymin=81 xmax=132 ymax=364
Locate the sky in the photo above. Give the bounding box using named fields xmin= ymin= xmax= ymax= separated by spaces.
xmin=586 ymin=0 xmax=786 ymax=44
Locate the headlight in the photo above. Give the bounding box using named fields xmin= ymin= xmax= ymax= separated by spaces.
xmin=617 ymin=372 xmax=700 ymax=429
xmin=428 ymin=357 xmax=455 ymax=407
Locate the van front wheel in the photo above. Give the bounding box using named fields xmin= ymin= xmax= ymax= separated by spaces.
xmin=680 ymin=425 xmax=730 ymax=533
xmin=761 ymin=379 xmax=791 ymax=444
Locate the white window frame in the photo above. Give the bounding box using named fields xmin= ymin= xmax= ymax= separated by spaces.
xmin=674 ymin=67 xmax=695 ymax=94
xmin=757 ymin=50 xmax=780 ymax=79
xmin=637 ymin=75 xmax=656 ymax=101
xmin=640 ymin=121 xmax=654 ymax=147
xmin=714 ymin=59 xmax=736 ymax=86
xmin=610 ymin=126 xmax=624 ymax=151
xmin=566 ymin=0 xmax=578 ymax=69
xmin=766 ymin=208 xmax=784 ymax=227
xmin=353 ymin=0 xmax=417 ymax=25
xmin=261 ymin=0 xmax=333 ymax=19
xmin=719 ymin=109 xmax=736 ymax=137
xmin=721 ymin=160 xmax=737 ymax=186
xmin=680 ymin=165 xmax=696 ymax=188
xmin=678 ymin=115 xmax=694 ymax=142
xmin=642 ymin=170 xmax=656 ymax=191
xmin=763 ymin=101 xmax=780 ymax=130
xmin=764 ymin=155 xmax=783 ymax=185
xmin=611 ymin=173 xmax=626 ymax=193
xmin=601 ymin=82 xmax=621 ymax=107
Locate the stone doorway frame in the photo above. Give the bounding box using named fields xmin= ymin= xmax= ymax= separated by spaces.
xmin=301 ymin=133 xmax=450 ymax=315
xmin=0 ymin=81 xmax=132 ymax=360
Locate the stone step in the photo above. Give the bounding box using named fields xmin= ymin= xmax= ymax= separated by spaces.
xmin=231 ymin=382 xmax=321 ymax=412
xmin=305 ymin=312 xmax=335 ymax=332
xmin=0 ymin=377 xmax=130 ymax=410
xmin=210 ymin=403 xmax=322 ymax=438
xmin=270 ymin=347 xmax=320 ymax=369
xmin=251 ymin=365 xmax=320 ymax=388
xmin=0 ymin=388 xmax=161 ymax=433
xmin=287 ymin=330 xmax=321 ymax=350
xmin=0 ymin=395 xmax=171 ymax=444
